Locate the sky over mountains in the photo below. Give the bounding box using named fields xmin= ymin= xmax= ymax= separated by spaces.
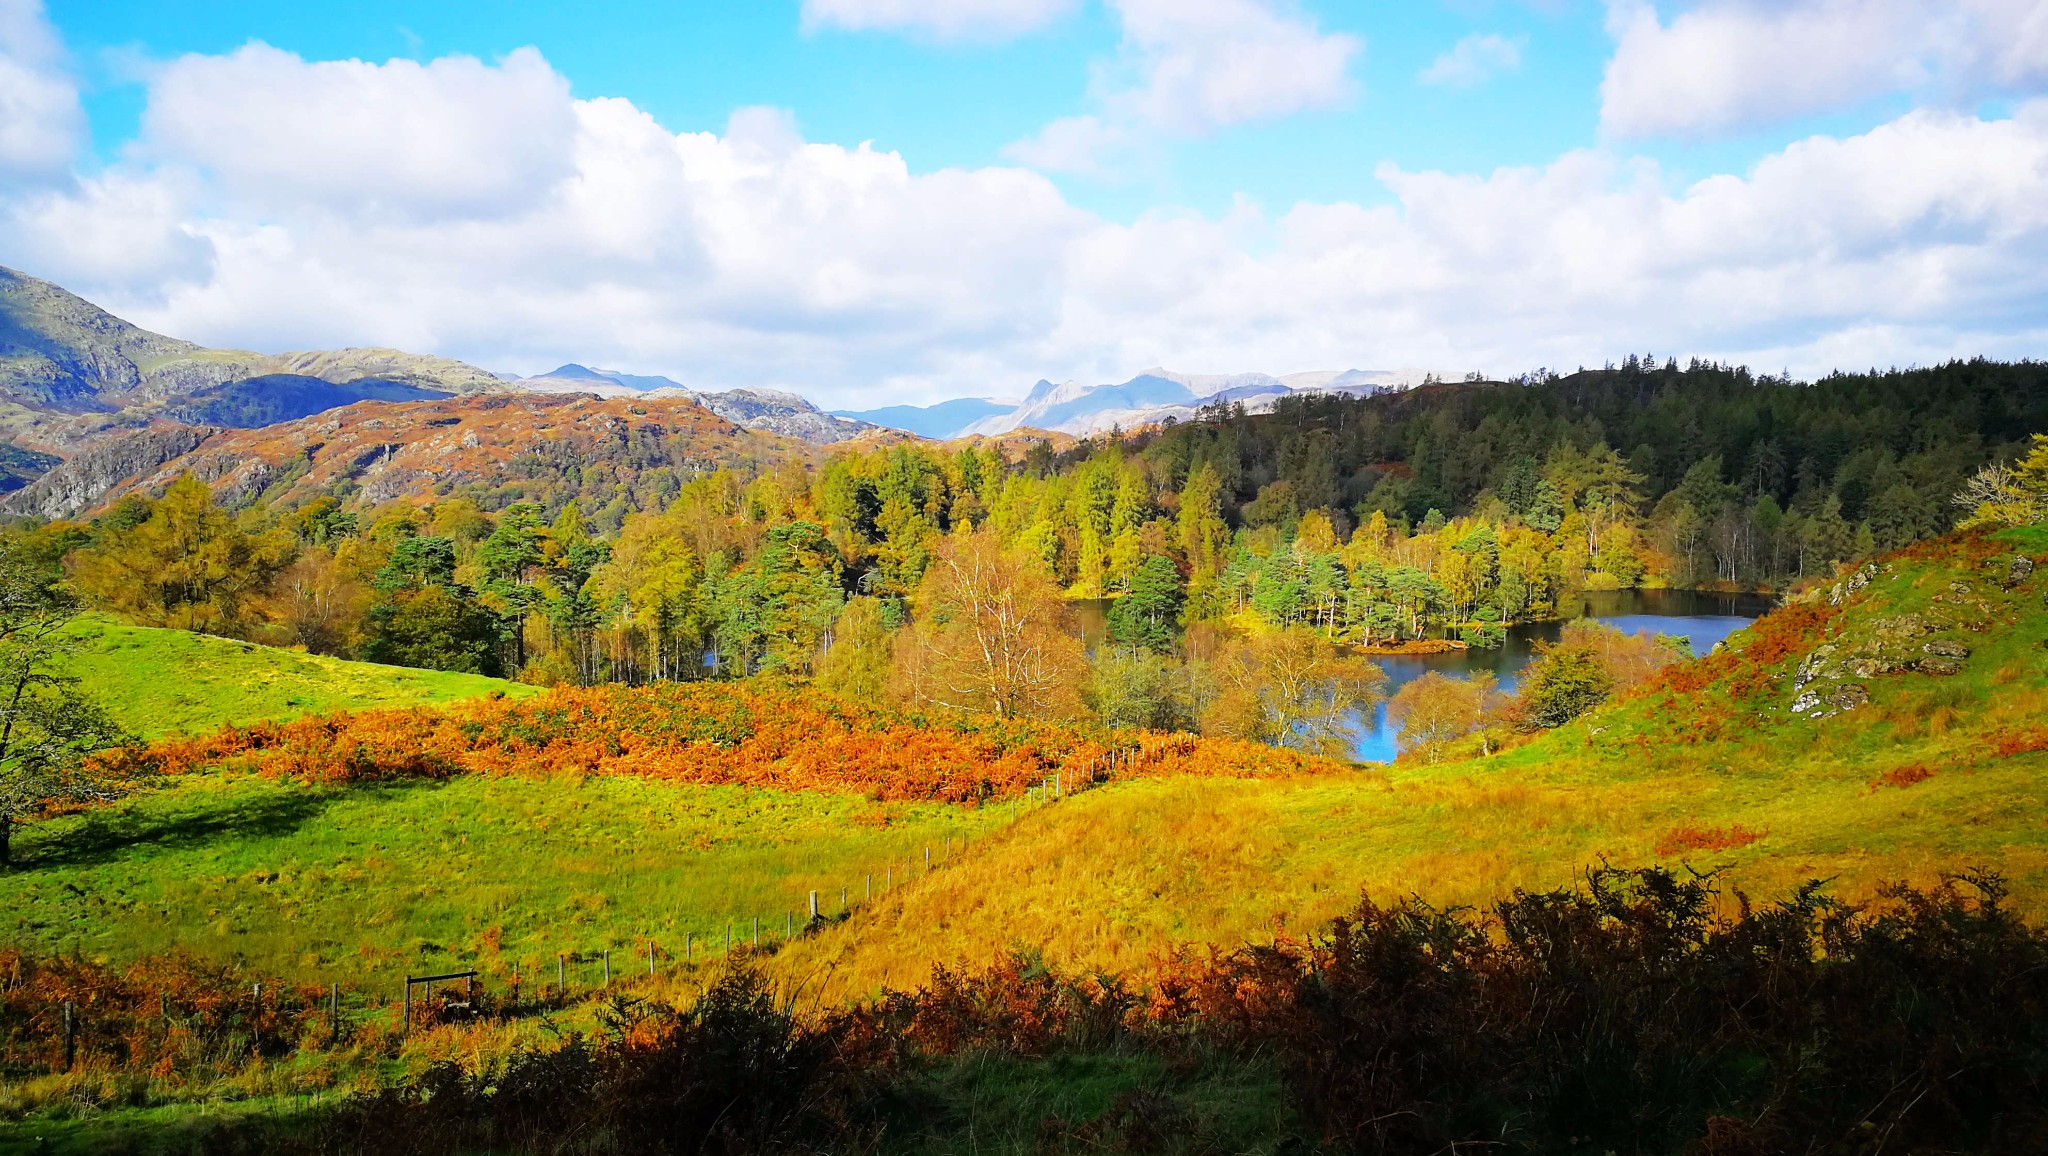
xmin=3 ymin=0 xmax=2045 ymax=409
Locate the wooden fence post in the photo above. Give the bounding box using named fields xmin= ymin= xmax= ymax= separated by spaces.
xmin=557 ymin=953 xmax=566 ymax=997
xmin=62 ymin=1000 xmax=75 ymax=1071
xmin=809 ymin=891 xmax=819 ymax=920
xmin=603 ymin=950 xmax=611 ymax=986
xmin=648 ymin=941 xmax=656 ymax=976
xmin=329 ymin=983 xmax=340 ymax=1047
xmin=403 ymin=981 xmax=412 ymax=1034
xmin=753 ymin=916 xmax=759 ymax=946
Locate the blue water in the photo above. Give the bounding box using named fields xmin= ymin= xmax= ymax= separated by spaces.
xmin=1349 ymin=589 xmax=1773 ymax=763
xmin=1070 ymin=589 xmax=1772 ymax=764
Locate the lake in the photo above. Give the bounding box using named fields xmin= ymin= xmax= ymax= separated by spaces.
xmin=1071 ymin=589 xmax=1774 ymax=763
xmin=1349 ymin=589 xmax=1774 ymax=762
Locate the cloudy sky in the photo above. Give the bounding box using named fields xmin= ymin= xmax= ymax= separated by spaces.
xmin=3 ymin=0 xmax=2046 ymax=407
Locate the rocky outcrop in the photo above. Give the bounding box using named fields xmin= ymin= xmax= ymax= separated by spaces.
xmin=691 ymin=388 xmax=877 ymax=444
xmin=1 ymin=425 xmax=216 ymax=519
xmin=252 ymin=348 xmax=510 ymax=395
xmin=0 ymin=265 xmax=257 ymax=411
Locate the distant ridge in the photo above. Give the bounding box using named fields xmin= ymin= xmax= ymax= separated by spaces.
xmin=831 ymin=398 xmax=1014 ymax=439
xmin=933 ymin=366 xmax=1440 ymax=439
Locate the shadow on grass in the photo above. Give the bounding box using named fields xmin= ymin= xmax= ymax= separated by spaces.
xmin=13 ymin=780 xmax=448 ymax=872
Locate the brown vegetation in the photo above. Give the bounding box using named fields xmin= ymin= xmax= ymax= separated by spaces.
xmin=96 ymin=681 xmax=1340 ymax=804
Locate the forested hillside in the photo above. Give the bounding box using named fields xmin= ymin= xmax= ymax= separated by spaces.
xmin=15 ymin=359 xmax=2037 ymax=723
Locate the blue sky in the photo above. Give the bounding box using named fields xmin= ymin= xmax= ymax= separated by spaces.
xmin=48 ymin=1 xmax=1605 ymax=218
xmin=6 ymin=1 xmax=2048 ymax=406
xmin=46 ymin=1 xmax=1889 ymax=220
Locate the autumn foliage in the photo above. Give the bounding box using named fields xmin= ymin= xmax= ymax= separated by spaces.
xmin=98 ymin=680 xmax=1340 ymax=804
xmin=0 ymin=949 xmax=326 ymax=1079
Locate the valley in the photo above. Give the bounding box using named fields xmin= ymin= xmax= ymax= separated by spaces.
xmin=1 ymin=268 xmax=2046 ymax=1153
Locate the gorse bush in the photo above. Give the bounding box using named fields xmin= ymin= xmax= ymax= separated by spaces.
xmin=0 ymin=949 xmax=325 ymax=1080
xmin=99 ymin=680 xmax=1340 ymax=804
xmin=323 ymin=968 xmax=890 ymax=1156
xmin=1151 ymin=868 xmax=2048 ymax=1154
xmin=9 ymin=871 xmax=2047 ymax=1153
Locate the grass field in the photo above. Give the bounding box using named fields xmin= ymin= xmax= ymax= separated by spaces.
xmin=61 ymin=619 xmax=538 ymax=740
xmin=778 ymin=525 xmax=2048 ymax=996
xmin=16 ymin=529 xmax=2048 ymax=998
xmin=2 ymin=773 xmax=1018 ymax=991
xmin=3 ymin=528 xmax=2045 ymax=1149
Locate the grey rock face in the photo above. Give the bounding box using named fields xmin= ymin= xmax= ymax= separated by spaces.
xmin=2009 ymin=555 xmax=2036 ymax=587
xmin=691 ymin=388 xmax=877 ymax=445
xmin=0 ymin=425 xmax=215 ymax=518
xmin=1 ymin=265 xmax=255 ymax=410
xmin=1924 ymin=639 xmax=1971 ymax=661
xmin=1828 ymin=684 xmax=1870 ymax=711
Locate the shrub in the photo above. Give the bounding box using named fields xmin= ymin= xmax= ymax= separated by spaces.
xmin=97 ymin=680 xmax=1341 ymax=804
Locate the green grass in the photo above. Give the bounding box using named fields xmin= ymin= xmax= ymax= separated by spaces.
xmin=60 ymin=618 xmax=538 ymax=740
xmin=5 ymin=528 xmax=2047 ymax=1148
xmin=890 ymin=1051 xmax=1296 ymax=1154
xmin=779 ymin=525 xmax=2048 ymax=995
xmin=1 ymin=771 xmax=1019 ymax=990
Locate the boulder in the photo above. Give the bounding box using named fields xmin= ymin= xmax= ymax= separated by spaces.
xmin=1917 ymin=657 xmax=1963 ymax=676
xmin=1828 ymin=684 xmax=1870 ymax=711
xmin=1924 ymin=639 xmax=1971 ymax=661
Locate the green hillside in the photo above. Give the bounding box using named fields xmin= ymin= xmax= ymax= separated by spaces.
xmin=782 ymin=526 xmax=2048 ymax=996
xmin=21 ymin=529 xmax=2048 ymax=992
xmin=62 ymin=618 xmax=539 ymax=740
xmin=3 ymin=529 xmax=2044 ymax=1151
xmin=1 ymin=774 xmax=1012 ymax=991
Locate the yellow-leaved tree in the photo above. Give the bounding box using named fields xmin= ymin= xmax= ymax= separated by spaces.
xmin=1955 ymin=435 xmax=2048 ymax=529
xmin=897 ymin=529 xmax=1085 ymax=718
xmin=68 ymin=476 xmax=293 ymax=636
xmin=1200 ymin=627 xmax=1385 ymax=758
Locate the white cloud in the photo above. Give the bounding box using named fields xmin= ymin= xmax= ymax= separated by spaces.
xmin=1001 ymin=113 xmax=1133 ymax=177
xmin=800 ymin=0 xmax=1080 ymax=41
xmin=140 ymin=43 xmax=578 ymax=220
xmin=1419 ymin=33 xmax=1524 ymax=87
xmin=0 ymin=0 xmax=80 ymax=184
xmin=1602 ymin=0 xmax=2048 ymax=140
xmin=5 ymin=28 xmax=2048 ymax=406
xmin=1006 ymin=0 xmax=1359 ymax=173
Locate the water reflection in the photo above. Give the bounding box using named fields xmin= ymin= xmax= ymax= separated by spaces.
xmin=1072 ymin=590 xmax=1774 ymax=763
xmin=1351 ymin=589 xmax=1773 ymax=762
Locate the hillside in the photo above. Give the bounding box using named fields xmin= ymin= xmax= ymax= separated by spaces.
xmin=9 ymin=527 xmax=2041 ymax=994
xmin=0 ymin=266 xmax=255 ymax=441
xmin=63 ymin=618 xmax=538 ymax=740
xmin=8 ymin=391 xmax=830 ymax=517
xmin=0 ymin=268 xmax=520 ymax=499
xmin=1 ymin=528 xmax=2042 ymax=1151
xmin=776 ymin=525 xmax=2048 ymax=996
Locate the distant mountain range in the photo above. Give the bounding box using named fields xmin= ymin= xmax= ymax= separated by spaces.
xmin=0 ymin=262 xmax=1440 ymax=516
xmin=830 ymin=398 xmax=1015 ymax=439
xmin=829 ymin=368 xmax=1436 ymax=440
xmin=516 ymin=364 xmax=878 ymax=444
